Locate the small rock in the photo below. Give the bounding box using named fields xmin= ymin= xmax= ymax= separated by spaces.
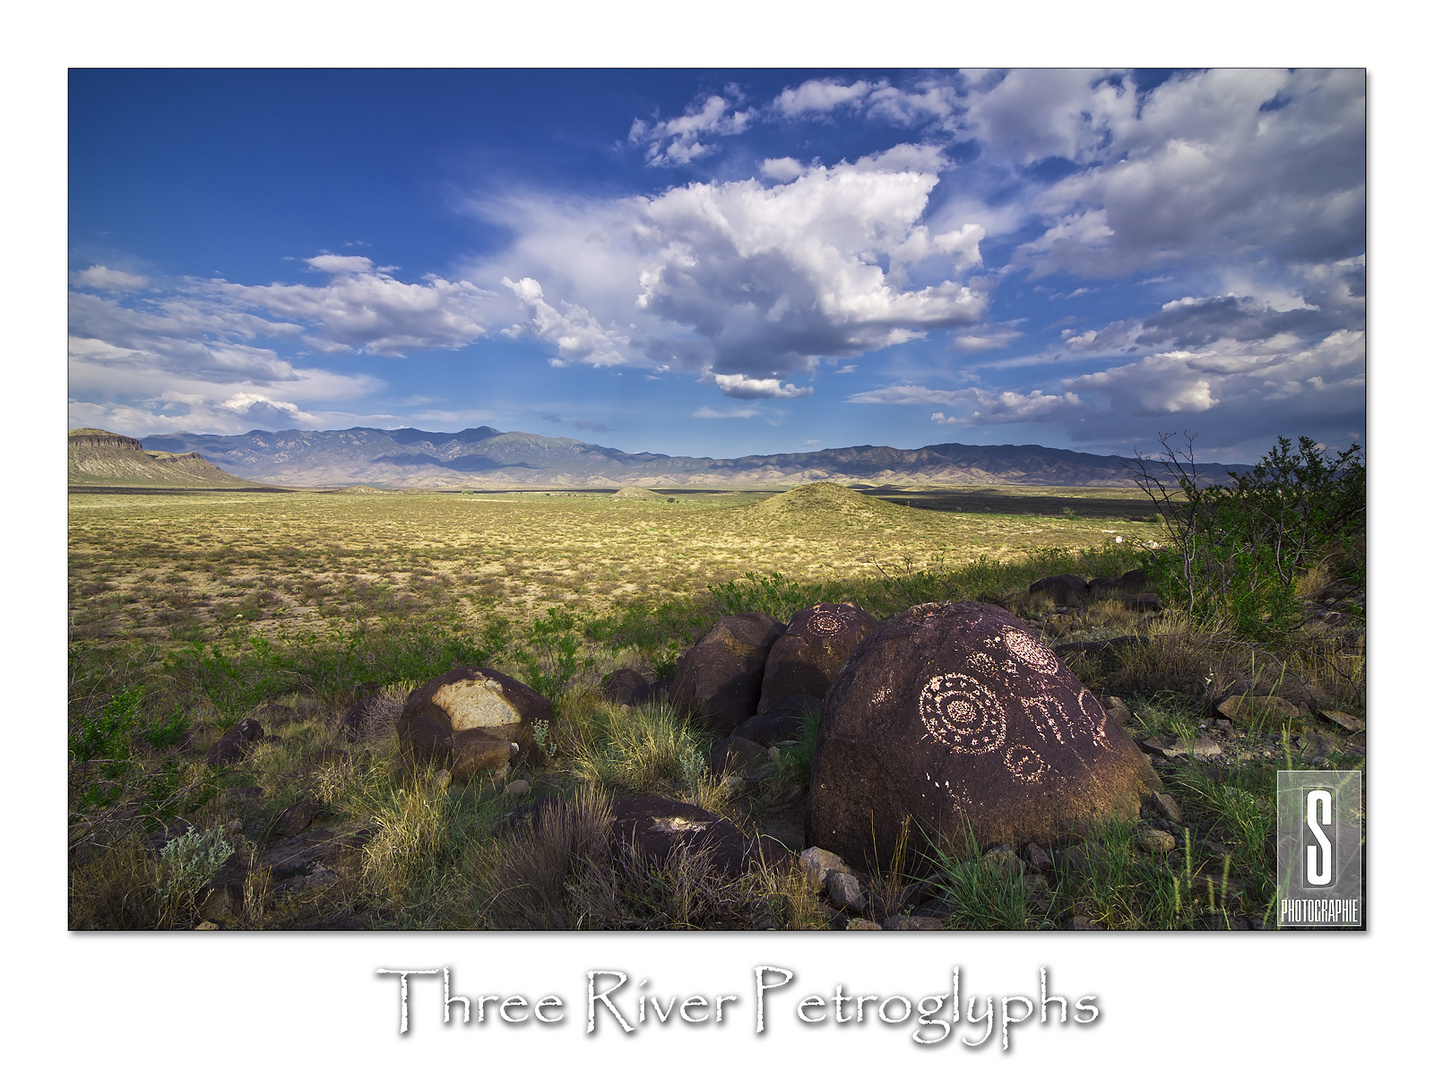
xmin=799 ymin=847 xmax=856 ymax=892
xmin=503 ymin=779 xmax=531 ymax=797
xmin=600 ymin=668 xmax=653 ymax=708
xmin=1140 ymin=733 xmax=1222 ymax=761
xmin=273 ymin=800 xmax=321 ymax=838
xmin=1136 ymin=826 xmax=1177 ymax=855
xmin=1189 ymin=872 xmax=1245 ymax=905
xmin=1215 ymin=694 xmax=1302 ymax=724
xmin=710 ymin=735 xmax=769 ymax=776
xmin=432 ymin=769 xmax=452 ymax=790
xmin=1318 ymin=709 xmax=1365 ymax=734
xmin=843 ymin=918 xmax=883 ymax=930
xmin=1103 ymin=696 xmax=1134 ymax=727
xmin=827 ymin=871 xmax=868 ymax=912
xmin=207 ymin=717 xmax=264 ymax=767
xmin=1024 ymin=843 xmax=1054 ymax=874
xmin=1124 ymin=593 xmax=1164 ymax=612
xmin=1067 ymin=916 xmax=1101 ymax=930
xmin=1145 ymin=791 xmax=1183 ymax=824
xmin=882 ymin=915 xmax=944 ymax=930
xmin=195 ymin=921 xmax=220 ymax=930
xmin=983 ymin=844 xmax=1024 ymax=880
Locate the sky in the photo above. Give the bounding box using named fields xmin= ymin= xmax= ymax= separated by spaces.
xmin=68 ymin=68 xmax=1367 ymax=462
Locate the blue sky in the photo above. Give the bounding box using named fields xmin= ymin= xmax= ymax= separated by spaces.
xmin=68 ymin=68 xmax=1366 ymax=461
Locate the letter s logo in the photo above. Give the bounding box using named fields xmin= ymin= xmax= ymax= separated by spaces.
xmin=1305 ymin=789 xmax=1333 ymax=887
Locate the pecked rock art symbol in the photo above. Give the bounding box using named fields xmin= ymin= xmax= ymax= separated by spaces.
xmin=915 ymin=621 xmax=1102 ymax=779
xmin=918 ymin=672 xmax=1008 ymax=754
xmin=996 ymin=624 xmax=1062 ymax=676
xmin=801 ymin=603 xmax=864 ymax=638
xmin=810 ymin=600 xmax=1162 ymax=870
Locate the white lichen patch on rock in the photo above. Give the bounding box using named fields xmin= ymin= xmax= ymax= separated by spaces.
xmin=431 ymin=677 xmax=523 ymax=730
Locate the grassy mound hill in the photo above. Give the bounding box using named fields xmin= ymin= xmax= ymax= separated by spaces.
xmin=743 ymin=481 xmax=920 ymax=527
xmin=69 ymin=428 xmax=266 ymax=489
xmin=612 ymin=485 xmax=658 ymax=500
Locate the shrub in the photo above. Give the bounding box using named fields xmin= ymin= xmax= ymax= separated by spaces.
xmin=155 ymin=824 xmax=235 ymax=926
xmin=1130 ymin=433 xmax=1364 ymax=640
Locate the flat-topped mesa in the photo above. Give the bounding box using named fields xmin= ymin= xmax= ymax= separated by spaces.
xmin=68 ymin=428 xmax=143 ymax=452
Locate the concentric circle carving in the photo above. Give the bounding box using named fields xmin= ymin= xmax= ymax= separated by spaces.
xmin=806 ymin=605 xmax=857 ymax=638
xmin=918 ymin=672 xmax=1006 ymax=754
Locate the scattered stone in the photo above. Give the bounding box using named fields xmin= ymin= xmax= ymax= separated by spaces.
xmin=758 ymin=603 xmax=878 ymax=714
xmin=827 ymin=871 xmax=868 ymax=912
xmin=208 ymin=717 xmax=264 ymax=767
xmin=601 ymin=668 xmax=653 ymax=708
xmin=1024 ymin=843 xmax=1054 ymax=874
xmin=809 ymin=601 xmax=1161 ymax=871
xmin=1058 ymin=844 xmax=1094 ymax=876
xmin=503 ymin=779 xmax=531 ymax=798
xmin=1125 ymin=593 xmax=1164 ymax=612
xmin=432 ymin=769 xmax=452 ymax=791
xmin=198 ymin=882 xmax=242 ymax=921
xmin=843 ymin=918 xmax=884 ymax=930
xmin=710 ymin=735 xmax=770 ymax=776
xmin=1189 ymin=873 xmax=1246 ymax=905
xmin=799 ymin=847 xmax=856 ymax=892
xmin=397 ymin=667 xmax=551 ymax=783
xmin=1043 ymin=613 xmax=1077 ymax=636
xmin=1214 ymin=694 xmax=1302 ymax=724
xmin=1103 ymin=696 xmax=1134 ymax=727
xmin=1145 ymin=791 xmax=1184 ymax=824
xmin=1067 ymin=916 xmax=1101 ymax=930
xmin=1117 ymin=568 xmax=1149 ymax=590
xmin=671 ymin=612 xmax=785 ymax=736
xmin=340 ymin=689 xmax=400 ymax=742
xmin=195 ymin=921 xmax=220 ymax=930
xmin=1318 ymin=709 xmax=1365 ymax=734
xmin=1136 ymin=826 xmax=1177 ymax=854
xmin=883 ymin=914 xmax=944 ymax=930
xmin=273 ymin=800 xmax=321 ymax=838
xmin=1140 ymin=733 xmax=1224 ymax=762
xmin=983 ymin=844 xmax=1024 ymax=880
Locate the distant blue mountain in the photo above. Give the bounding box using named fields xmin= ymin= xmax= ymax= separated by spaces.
xmin=134 ymin=426 xmax=1252 ymax=489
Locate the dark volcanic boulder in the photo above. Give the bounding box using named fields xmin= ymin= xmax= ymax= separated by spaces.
xmin=732 ymin=694 xmax=822 ymax=746
xmin=1030 ymin=574 xmax=1089 ymax=606
xmin=397 ymin=667 xmax=551 ymax=783
xmin=208 ymin=717 xmax=264 ymax=767
xmin=670 ymin=612 xmax=784 ymax=736
xmin=600 ymin=668 xmax=654 ymax=708
xmin=611 ymin=794 xmax=773 ymax=880
xmin=808 ymin=601 xmax=1160 ymax=872
xmin=757 ymin=602 xmax=878 ymax=714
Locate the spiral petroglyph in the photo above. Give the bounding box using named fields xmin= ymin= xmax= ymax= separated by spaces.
xmin=804 ymin=604 xmax=860 ymax=638
xmin=918 ymin=672 xmax=1006 ymax=754
xmin=810 ymin=600 xmax=1161 ymax=870
xmin=1004 ymin=742 xmax=1048 ymax=784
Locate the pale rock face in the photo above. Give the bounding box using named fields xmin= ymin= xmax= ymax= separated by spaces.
xmin=432 ymin=677 xmax=523 ymax=730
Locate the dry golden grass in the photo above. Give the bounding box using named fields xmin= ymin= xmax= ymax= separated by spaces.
xmin=68 ymin=488 xmax=1164 ymax=648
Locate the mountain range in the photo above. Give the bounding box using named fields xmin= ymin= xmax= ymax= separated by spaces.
xmin=114 ymin=426 xmax=1250 ymax=490
xmin=69 ymin=428 xmax=271 ymax=490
